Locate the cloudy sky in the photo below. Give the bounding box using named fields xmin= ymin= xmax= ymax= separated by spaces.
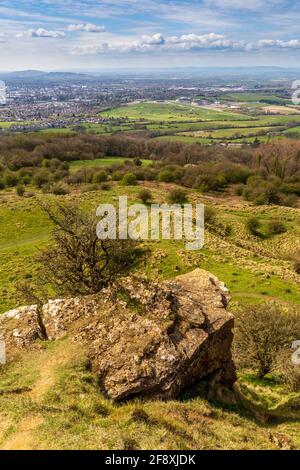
xmin=0 ymin=0 xmax=300 ymax=70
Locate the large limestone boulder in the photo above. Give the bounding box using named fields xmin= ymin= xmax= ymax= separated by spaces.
xmin=0 ymin=269 xmax=236 ymax=401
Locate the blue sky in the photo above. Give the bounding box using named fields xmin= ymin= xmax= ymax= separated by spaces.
xmin=0 ymin=0 xmax=300 ymax=70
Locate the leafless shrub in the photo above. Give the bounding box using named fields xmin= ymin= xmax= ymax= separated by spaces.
xmin=234 ymin=303 xmax=300 ymax=379
xmin=36 ymin=200 xmax=144 ymax=296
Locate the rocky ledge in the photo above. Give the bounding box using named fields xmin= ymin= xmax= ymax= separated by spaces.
xmin=0 ymin=269 xmax=236 ymax=401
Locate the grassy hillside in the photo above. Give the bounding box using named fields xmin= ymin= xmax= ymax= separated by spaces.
xmin=0 ymin=180 xmax=299 ymax=314
xmin=0 ymin=337 xmax=299 ymax=450
xmin=0 ymin=130 xmax=299 ymax=450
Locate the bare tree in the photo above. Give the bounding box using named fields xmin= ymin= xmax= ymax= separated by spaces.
xmin=36 ymin=200 xmax=143 ymax=296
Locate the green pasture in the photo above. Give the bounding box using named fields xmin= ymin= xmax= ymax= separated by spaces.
xmin=69 ymin=157 xmax=152 ymax=171
xmin=219 ymin=93 xmax=291 ymax=105
xmin=100 ymin=101 xmax=249 ymax=122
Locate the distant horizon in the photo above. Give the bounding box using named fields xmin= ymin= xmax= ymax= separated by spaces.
xmin=1 ymin=65 xmax=300 ymax=74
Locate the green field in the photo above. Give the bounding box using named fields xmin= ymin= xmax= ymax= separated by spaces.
xmin=284 ymin=125 xmax=300 ymax=135
xmin=3 ymin=98 xmax=300 ymax=147
xmin=100 ymin=101 xmax=249 ymax=122
xmin=95 ymin=101 xmax=300 ymax=144
xmin=0 ymin=121 xmax=32 ymax=129
xmin=19 ymin=100 xmax=300 ymax=146
xmin=219 ymin=93 xmax=291 ymax=105
xmin=182 ymin=126 xmax=278 ymax=139
xmin=69 ymin=157 xmax=152 ymax=171
xmin=154 ymin=135 xmax=214 ymax=144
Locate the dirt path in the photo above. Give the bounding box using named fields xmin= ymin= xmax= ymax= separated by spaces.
xmin=1 ymin=340 xmax=77 ymax=450
xmin=27 ymin=342 xmax=76 ymax=401
xmin=1 ymin=416 xmax=44 ymax=450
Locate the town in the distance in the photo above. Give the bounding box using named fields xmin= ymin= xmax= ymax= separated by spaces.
xmin=1 ymin=67 xmax=300 ymax=144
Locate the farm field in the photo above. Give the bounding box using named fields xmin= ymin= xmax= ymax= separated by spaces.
xmin=3 ymin=100 xmax=300 ymax=146
xmin=100 ymin=101 xmax=250 ymax=122
xmin=0 ymin=121 xmax=32 ymax=129
xmin=261 ymin=105 xmax=300 ymax=115
xmin=181 ymin=126 xmax=278 ymax=139
xmin=69 ymin=157 xmax=152 ymax=171
xmin=219 ymin=92 xmax=292 ymax=104
xmin=96 ymin=101 xmax=300 ymax=144
xmin=38 ymin=128 xmax=76 ymax=135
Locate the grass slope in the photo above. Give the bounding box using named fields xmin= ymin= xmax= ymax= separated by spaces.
xmin=0 ymin=337 xmax=299 ymax=450
xmin=0 ymin=182 xmax=299 ymax=314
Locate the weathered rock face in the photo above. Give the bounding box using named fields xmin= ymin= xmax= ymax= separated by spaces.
xmin=0 ymin=269 xmax=236 ymax=401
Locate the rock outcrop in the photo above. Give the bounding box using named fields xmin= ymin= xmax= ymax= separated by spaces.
xmin=0 ymin=269 xmax=236 ymax=401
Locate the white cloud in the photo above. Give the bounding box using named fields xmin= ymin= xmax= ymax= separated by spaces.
xmin=246 ymin=38 xmax=300 ymax=50
xmin=167 ymin=33 xmax=241 ymax=50
xmin=141 ymin=33 xmax=165 ymax=45
xmin=68 ymin=23 xmax=105 ymax=33
xmin=17 ymin=28 xmax=65 ymax=38
xmin=72 ymin=31 xmax=300 ymax=55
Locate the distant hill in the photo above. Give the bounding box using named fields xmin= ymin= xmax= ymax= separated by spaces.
xmin=0 ymin=70 xmax=95 ymax=83
xmin=0 ymin=66 xmax=300 ymax=83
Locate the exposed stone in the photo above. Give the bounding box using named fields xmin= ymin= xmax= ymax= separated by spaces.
xmin=0 ymin=269 xmax=236 ymax=401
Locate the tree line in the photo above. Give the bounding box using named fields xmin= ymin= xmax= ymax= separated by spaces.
xmin=0 ymin=133 xmax=299 ymax=205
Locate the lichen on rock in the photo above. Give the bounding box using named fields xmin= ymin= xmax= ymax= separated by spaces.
xmin=0 ymin=269 xmax=236 ymax=401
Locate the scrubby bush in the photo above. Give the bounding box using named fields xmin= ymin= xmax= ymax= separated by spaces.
xmin=16 ymin=184 xmax=25 ymax=197
xmin=234 ymin=184 xmax=246 ymax=196
xmin=21 ymin=175 xmax=31 ymax=186
xmin=241 ymin=176 xmax=297 ymax=207
xmin=234 ymin=303 xmax=300 ymax=379
xmin=33 ymin=169 xmax=50 ymax=188
xmin=49 ymin=183 xmax=70 ymax=195
xmin=292 ymin=251 xmax=300 ymax=274
xmin=158 ymin=169 xmax=175 ymax=183
xmin=93 ymin=171 xmax=108 ymax=183
xmin=168 ymin=189 xmax=188 ymax=205
xmin=122 ymin=172 xmax=137 ymax=186
xmin=133 ymin=158 xmax=142 ymax=166
xmin=266 ymin=219 xmax=287 ymax=236
xmin=204 ymin=206 xmax=217 ymax=226
xmin=279 ymin=193 xmax=297 ymax=207
xmin=246 ymin=216 xmax=261 ymax=235
xmin=139 ymin=189 xmax=152 ymax=204
xmin=111 ymin=171 xmax=123 ymax=181
xmin=276 ymin=350 xmax=300 ymax=391
xmin=4 ymin=171 xmax=19 ymax=187
xmin=196 ymin=173 xmax=226 ymax=192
